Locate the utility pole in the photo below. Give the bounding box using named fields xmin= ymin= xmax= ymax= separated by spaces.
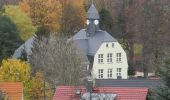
xmin=43 ymin=71 xmax=46 ymax=100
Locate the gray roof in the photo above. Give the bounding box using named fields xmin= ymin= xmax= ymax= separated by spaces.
xmin=13 ymin=37 xmax=35 ymax=58
xmin=95 ymin=79 xmax=163 ymax=88
xmin=72 ymin=29 xmax=117 ymax=56
xmin=87 ymin=4 xmax=100 ymax=19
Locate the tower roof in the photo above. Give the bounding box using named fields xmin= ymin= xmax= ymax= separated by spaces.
xmin=86 ymin=4 xmax=100 ymax=19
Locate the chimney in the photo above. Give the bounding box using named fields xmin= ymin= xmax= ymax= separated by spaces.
xmin=85 ymin=79 xmax=93 ymax=93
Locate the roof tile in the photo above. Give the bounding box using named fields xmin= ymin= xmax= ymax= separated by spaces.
xmin=53 ymin=86 xmax=148 ymax=100
xmin=0 ymin=82 xmax=23 ymax=100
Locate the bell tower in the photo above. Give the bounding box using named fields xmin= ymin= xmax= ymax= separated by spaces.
xmin=86 ymin=4 xmax=100 ymax=37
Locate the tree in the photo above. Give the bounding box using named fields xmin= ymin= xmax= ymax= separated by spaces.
xmin=28 ymin=71 xmax=52 ymax=100
xmin=147 ymin=86 xmax=170 ymax=100
xmin=0 ymin=15 xmax=22 ymax=63
xmin=3 ymin=5 xmax=36 ymax=41
xmin=138 ymin=0 xmax=170 ymax=78
xmin=0 ymin=59 xmax=30 ymax=84
xmin=158 ymin=59 xmax=170 ymax=88
xmin=29 ymin=35 xmax=88 ymax=86
xmin=59 ymin=0 xmax=86 ymax=36
xmin=99 ymin=8 xmax=114 ymax=34
xmin=0 ymin=59 xmax=30 ymax=100
xmin=147 ymin=59 xmax=170 ymax=100
xmin=19 ymin=0 xmax=62 ymax=35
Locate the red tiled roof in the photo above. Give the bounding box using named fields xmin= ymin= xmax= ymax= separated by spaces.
xmin=53 ymin=86 xmax=148 ymax=100
xmin=0 ymin=82 xmax=23 ymax=100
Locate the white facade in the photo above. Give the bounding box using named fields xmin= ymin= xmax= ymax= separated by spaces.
xmin=92 ymin=42 xmax=128 ymax=79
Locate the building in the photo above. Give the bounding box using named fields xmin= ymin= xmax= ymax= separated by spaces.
xmin=95 ymin=79 xmax=162 ymax=88
xmin=13 ymin=4 xmax=128 ymax=79
xmin=53 ymin=86 xmax=148 ymax=100
xmin=72 ymin=4 xmax=128 ymax=79
xmin=0 ymin=82 xmax=23 ymax=100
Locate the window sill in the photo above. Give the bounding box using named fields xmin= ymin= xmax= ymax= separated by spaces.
xmin=116 ymin=62 xmax=122 ymax=63
xmin=107 ymin=62 xmax=113 ymax=64
xmin=98 ymin=63 xmax=104 ymax=64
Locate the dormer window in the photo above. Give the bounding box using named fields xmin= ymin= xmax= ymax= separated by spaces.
xmin=106 ymin=44 xmax=108 ymax=47
xmin=112 ymin=43 xmax=114 ymax=48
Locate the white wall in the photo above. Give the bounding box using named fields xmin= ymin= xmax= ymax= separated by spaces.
xmin=92 ymin=42 xmax=128 ymax=79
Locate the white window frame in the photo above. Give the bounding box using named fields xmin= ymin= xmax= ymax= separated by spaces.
xmin=98 ymin=54 xmax=104 ymax=64
xmin=107 ymin=69 xmax=112 ymax=78
xmin=116 ymin=53 xmax=122 ymax=63
xmin=98 ymin=69 xmax=104 ymax=79
xmin=116 ymin=68 xmax=121 ymax=77
xmin=107 ymin=53 xmax=112 ymax=63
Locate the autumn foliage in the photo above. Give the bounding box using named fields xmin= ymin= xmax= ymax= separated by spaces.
xmin=20 ymin=0 xmax=62 ymax=34
xmin=28 ymin=71 xmax=52 ymax=100
xmin=4 ymin=5 xmax=36 ymax=41
xmin=0 ymin=59 xmax=30 ymax=83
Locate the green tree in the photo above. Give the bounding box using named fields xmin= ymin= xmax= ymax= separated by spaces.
xmin=3 ymin=5 xmax=36 ymax=41
xmin=159 ymin=59 xmax=170 ymax=88
xmin=0 ymin=15 xmax=22 ymax=63
xmin=99 ymin=8 xmax=114 ymax=34
xmin=147 ymin=59 xmax=170 ymax=100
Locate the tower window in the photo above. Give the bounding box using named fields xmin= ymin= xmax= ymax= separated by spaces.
xmin=86 ymin=20 xmax=90 ymax=25
xmin=94 ymin=20 xmax=99 ymax=25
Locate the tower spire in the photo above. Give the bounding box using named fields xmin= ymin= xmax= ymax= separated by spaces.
xmin=86 ymin=4 xmax=100 ymax=37
xmin=86 ymin=4 xmax=99 ymax=19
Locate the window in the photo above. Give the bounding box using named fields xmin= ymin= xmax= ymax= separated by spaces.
xmin=106 ymin=43 xmax=109 ymax=47
xmin=107 ymin=53 xmax=112 ymax=63
xmin=116 ymin=53 xmax=122 ymax=63
xmin=107 ymin=69 xmax=112 ymax=78
xmin=98 ymin=54 xmax=103 ymax=63
xmin=98 ymin=69 xmax=104 ymax=79
xmin=116 ymin=68 xmax=121 ymax=77
xmin=82 ymin=65 xmax=88 ymax=71
xmin=112 ymin=43 xmax=114 ymax=48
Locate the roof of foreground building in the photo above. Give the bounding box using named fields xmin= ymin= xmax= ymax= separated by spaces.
xmin=53 ymin=86 xmax=148 ymax=100
xmin=0 ymin=82 xmax=23 ymax=100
